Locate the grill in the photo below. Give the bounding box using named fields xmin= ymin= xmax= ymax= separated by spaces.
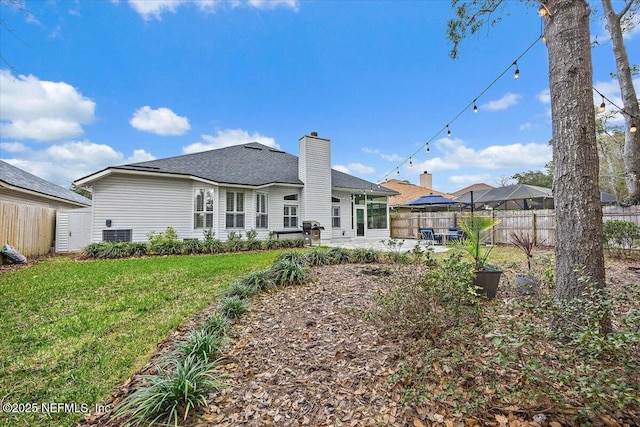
xmin=302 ymin=220 xmax=324 ymax=246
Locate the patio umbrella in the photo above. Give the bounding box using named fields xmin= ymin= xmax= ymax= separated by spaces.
xmin=406 ymin=194 xmax=457 ymax=206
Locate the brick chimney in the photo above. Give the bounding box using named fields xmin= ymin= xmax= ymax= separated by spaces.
xmin=420 ymin=171 xmax=433 ymax=189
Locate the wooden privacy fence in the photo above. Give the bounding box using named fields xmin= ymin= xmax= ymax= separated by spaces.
xmin=0 ymin=202 xmax=56 ymax=258
xmin=390 ymin=205 xmax=640 ymax=247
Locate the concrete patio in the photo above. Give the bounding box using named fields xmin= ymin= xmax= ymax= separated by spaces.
xmin=321 ymin=238 xmax=451 ymax=253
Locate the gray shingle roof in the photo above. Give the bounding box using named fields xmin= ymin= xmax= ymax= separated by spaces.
xmin=0 ymin=160 xmax=92 ymax=206
xmin=106 ymin=143 xmax=396 ymax=194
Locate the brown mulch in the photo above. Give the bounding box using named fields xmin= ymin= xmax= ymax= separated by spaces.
xmin=199 ymin=264 xmax=414 ymax=427
xmin=76 ymin=256 xmax=640 ymax=427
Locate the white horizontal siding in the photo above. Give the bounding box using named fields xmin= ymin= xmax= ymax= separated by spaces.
xmin=0 ymin=188 xmax=81 ymax=209
xmin=92 ymin=175 xmax=195 ymax=242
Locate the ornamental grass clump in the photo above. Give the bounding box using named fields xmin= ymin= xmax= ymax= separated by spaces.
xmin=176 ymin=329 xmax=224 ymax=362
xmin=269 ymin=258 xmax=311 ymax=286
xmin=218 ymin=295 xmax=249 ymax=319
xmin=224 ymin=281 xmax=260 ymax=299
xmin=305 ymin=248 xmax=332 ymax=266
xmin=237 ymin=269 xmax=275 ymax=292
xmin=327 ymin=247 xmax=351 ymax=264
xmin=114 ymin=355 xmax=222 ymax=427
xmin=275 ymin=250 xmax=309 ymax=266
xmin=349 ymin=248 xmax=380 ymax=264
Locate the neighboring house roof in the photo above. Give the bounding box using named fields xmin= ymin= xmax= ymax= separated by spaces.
xmin=0 ymin=160 xmax=92 ymax=207
xmin=380 ymin=179 xmax=451 ymax=206
xmin=450 ymin=183 xmax=494 ymax=198
xmin=75 ymin=143 xmax=396 ymax=195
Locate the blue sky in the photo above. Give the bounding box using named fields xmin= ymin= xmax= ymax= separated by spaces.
xmin=1 ymin=0 xmax=638 ymax=194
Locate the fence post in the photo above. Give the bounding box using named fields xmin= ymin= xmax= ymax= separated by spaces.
xmin=532 ymin=212 xmax=537 ymax=245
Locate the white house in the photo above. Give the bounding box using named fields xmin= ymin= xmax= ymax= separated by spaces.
xmin=74 ymin=132 xmax=398 ymax=244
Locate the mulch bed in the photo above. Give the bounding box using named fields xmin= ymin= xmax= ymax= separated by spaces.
xmin=75 ymin=257 xmax=639 ymax=427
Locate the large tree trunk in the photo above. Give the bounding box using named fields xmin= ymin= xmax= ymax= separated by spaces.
xmin=601 ymin=0 xmax=640 ymax=202
xmin=544 ymin=1 xmax=607 ymax=306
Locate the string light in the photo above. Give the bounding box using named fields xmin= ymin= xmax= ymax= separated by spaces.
xmin=593 ymin=86 xmax=640 ymax=133
xmin=513 ymin=61 xmax=520 ymax=80
xmin=377 ymin=36 xmax=542 ymax=184
xmin=409 ymin=157 xmax=413 ymax=167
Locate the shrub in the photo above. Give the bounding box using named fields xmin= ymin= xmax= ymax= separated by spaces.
xmin=81 ymin=242 xmax=148 ymax=259
xmin=177 ymin=329 xmax=224 ymax=362
xmin=327 ymin=247 xmax=351 ymax=264
xmin=114 ymin=355 xmax=222 ymax=426
xmin=305 ymin=248 xmax=332 ymax=266
xmin=225 ymin=281 xmax=260 ymax=299
xmin=225 ymin=232 xmax=245 ymax=252
xmin=275 ymin=250 xmax=309 ymax=266
xmin=349 ymin=248 xmax=380 ymax=264
xmin=202 ymin=314 xmax=228 ymax=336
xmin=245 ymin=229 xmax=258 ymax=240
xmin=375 ymin=253 xmax=478 ymax=340
xmin=290 ymin=238 xmax=306 ymax=248
xmin=270 ymin=258 xmax=311 ymax=286
xmin=148 ymin=227 xmax=183 ymax=255
xmin=201 ymin=239 xmax=225 ymax=254
xmin=237 ymin=269 xmax=275 ymax=292
xmin=263 ymin=238 xmax=284 ymax=250
xmin=603 ymin=220 xmax=640 ymax=258
xmin=182 ymin=239 xmax=203 ymax=254
xmin=218 ymin=295 xmax=249 ymax=319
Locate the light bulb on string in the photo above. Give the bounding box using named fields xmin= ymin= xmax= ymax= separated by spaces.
xmin=447 ymin=124 xmax=451 ymax=137
xmin=426 ymin=143 xmax=430 ymax=153
xmin=396 ymin=169 xmax=400 ymax=175
xmin=513 ymin=61 xmax=520 ymax=80
xmin=473 ymin=101 xmax=478 ymax=113
xmin=409 ymin=157 xmax=413 ymax=167
xmin=598 ymin=97 xmax=606 ymax=113
xmin=631 ymin=123 xmax=638 ymax=133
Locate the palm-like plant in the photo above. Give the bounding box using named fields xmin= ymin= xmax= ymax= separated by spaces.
xmin=458 ymin=215 xmax=499 ymax=271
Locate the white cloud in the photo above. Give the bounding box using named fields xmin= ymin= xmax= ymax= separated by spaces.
xmin=448 ymin=173 xmax=493 ymax=186
xmin=129 ymin=106 xmax=191 ymax=136
xmin=481 ymin=92 xmax=521 ymax=111
xmin=519 ymin=122 xmax=533 ymax=131
xmin=0 ymin=142 xmax=29 ymax=153
xmin=2 ymin=140 xmax=155 ymax=187
xmin=335 ymin=162 xmax=377 ymax=179
xmin=182 ymin=128 xmax=279 ymax=154
xmin=362 ymin=146 xmax=404 ymax=163
xmin=333 ymin=165 xmax=350 ymax=174
xmin=125 ymin=0 xmax=297 ymax=20
xmin=0 ymin=70 xmax=96 ymax=141
xmin=537 ymin=89 xmax=550 ymax=104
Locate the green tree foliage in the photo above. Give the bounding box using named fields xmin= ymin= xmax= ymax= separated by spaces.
xmin=511 ymin=169 xmax=553 ymax=188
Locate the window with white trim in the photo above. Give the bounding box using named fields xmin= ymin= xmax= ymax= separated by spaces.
xmin=194 ymin=189 xmax=214 ymax=229
xmin=332 ymin=206 xmax=341 ymax=228
xmin=256 ymin=192 xmax=268 ymax=229
xmin=283 ymin=205 xmax=298 ymax=228
xmin=226 ymin=191 xmax=245 ymax=228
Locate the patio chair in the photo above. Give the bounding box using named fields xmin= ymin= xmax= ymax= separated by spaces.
xmin=448 ymin=227 xmax=463 ymax=242
xmin=418 ymin=227 xmax=443 ymax=245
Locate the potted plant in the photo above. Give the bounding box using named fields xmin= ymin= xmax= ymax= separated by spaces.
xmin=458 ymin=215 xmax=501 ymax=299
xmin=510 ymin=231 xmax=542 ymax=296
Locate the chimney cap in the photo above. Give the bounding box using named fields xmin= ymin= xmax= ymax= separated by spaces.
xmin=310 ymin=131 xmax=318 ymax=137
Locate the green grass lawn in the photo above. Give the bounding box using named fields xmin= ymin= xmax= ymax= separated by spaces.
xmin=0 ymin=251 xmax=281 ymax=427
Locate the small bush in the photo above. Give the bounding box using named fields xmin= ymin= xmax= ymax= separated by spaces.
xmin=263 ymin=238 xmax=284 ymax=250
xmin=202 ymin=239 xmax=225 ymax=254
xmin=238 ymin=269 xmax=275 ymax=292
xmin=81 ymin=242 xmax=148 ymax=259
xmin=290 ymin=238 xmax=306 ymax=248
xmin=114 ymin=355 xmax=222 ymax=426
xmin=202 ymin=314 xmax=228 ymax=336
xmin=225 ymin=232 xmax=245 ymax=252
xmin=225 ymin=281 xmax=260 ymax=299
xmin=182 ymin=239 xmax=203 ymax=254
xmin=177 ymin=329 xmax=224 ymax=362
xmin=349 ymin=248 xmax=380 ymax=264
xmin=148 ymin=227 xmax=183 ymax=255
xmin=375 ymin=253 xmax=478 ymax=340
xmin=327 ymin=247 xmax=351 ymax=264
xmin=218 ymin=295 xmax=249 ymax=318
xmin=270 ymin=258 xmax=311 ymax=286
xmin=305 ymin=248 xmax=332 ymax=266
xmin=603 ymin=220 xmax=640 ymax=258
xmin=275 ymin=250 xmax=309 ymax=266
